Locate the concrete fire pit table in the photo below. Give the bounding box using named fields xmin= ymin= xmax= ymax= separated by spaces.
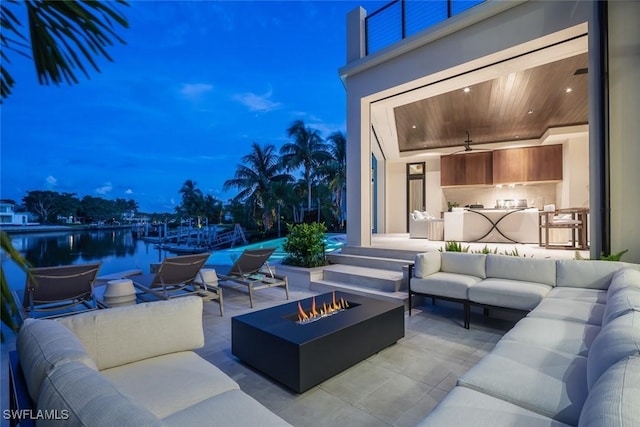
xmin=231 ymin=291 xmax=404 ymax=393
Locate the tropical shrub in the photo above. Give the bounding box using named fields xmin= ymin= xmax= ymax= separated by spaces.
xmin=282 ymin=222 xmax=328 ymax=268
xmin=440 ymin=241 xmax=470 ymax=252
xmin=575 ymin=249 xmax=629 ymax=261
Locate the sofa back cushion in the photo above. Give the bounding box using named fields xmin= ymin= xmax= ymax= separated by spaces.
xmin=38 ymin=361 xmax=164 ymax=426
xmin=58 ymin=296 xmax=204 ymax=370
xmin=556 ymin=260 xmax=624 ymax=289
xmin=486 ymin=255 xmax=556 ymax=286
xmin=414 ymin=251 xmax=441 ymax=278
xmin=441 ymin=252 xmax=486 ymax=279
xmin=578 ymin=356 xmax=640 ymax=427
xmin=607 ymin=267 xmax=640 ymax=299
xmin=586 ymin=310 xmax=640 ymax=390
xmin=602 ymin=287 xmax=640 ymax=326
xmin=17 ymin=318 xmax=97 ymax=401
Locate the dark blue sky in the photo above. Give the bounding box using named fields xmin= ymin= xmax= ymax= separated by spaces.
xmin=1 ymin=0 xmax=385 ymax=213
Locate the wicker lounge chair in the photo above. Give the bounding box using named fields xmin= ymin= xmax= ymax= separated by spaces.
xmin=217 ymin=248 xmax=289 ymax=308
xmin=131 ymin=253 xmax=211 ymax=301
xmin=19 ymin=262 xmax=102 ymax=319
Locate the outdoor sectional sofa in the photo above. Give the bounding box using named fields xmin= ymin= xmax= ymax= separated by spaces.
xmin=9 ymin=296 xmax=290 ymax=426
xmin=409 ymin=252 xmax=640 ymax=426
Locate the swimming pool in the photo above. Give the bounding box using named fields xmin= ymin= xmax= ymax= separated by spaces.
xmin=207 ymin=234 xmax=346 ymax=266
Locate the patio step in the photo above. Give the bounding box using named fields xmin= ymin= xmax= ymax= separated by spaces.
xmin=326 ymin=253 xmax=410 ymax=272
xmin=340 ymin=245 xmax=418 ymax=261
xmin=310 ymin=279 xmax=409 ymax=308
xmin=320 ymin=264 xmax=405 ymax=292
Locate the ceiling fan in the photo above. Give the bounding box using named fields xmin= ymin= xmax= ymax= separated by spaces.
xmin=451 ymin=131 xmax=490 ymax=155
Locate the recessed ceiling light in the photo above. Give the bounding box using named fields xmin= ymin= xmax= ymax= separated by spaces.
xmin=566 ymin=88 xmax=573 ymax=93
xmin=463 ymin=87 xmax=470 ymax=93
xmin=412 ymin=125 xmax=417 ymax=129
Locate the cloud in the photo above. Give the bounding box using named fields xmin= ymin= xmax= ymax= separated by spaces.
xmin=179 ymin=83 xmax=214 ymax=99
xmin=233 ymin=88 xmax=281 ymax=112
xmin=125 ymin=188 xmax=134 ymax=195
xmin=95 ymin=182 xmax=113 ymax=195
xmin=45 ymin=176 xmax=58 ymax=187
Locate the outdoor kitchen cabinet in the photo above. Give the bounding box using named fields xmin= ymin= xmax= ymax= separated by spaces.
xmin=492 ymin=144 xmax=562 ymax=184
xmin=441 ymin=151 xmax=493 ymax=187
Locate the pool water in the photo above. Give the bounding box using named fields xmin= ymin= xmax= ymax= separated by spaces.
xmin=208 ymin=234 xmax=346 ymax=266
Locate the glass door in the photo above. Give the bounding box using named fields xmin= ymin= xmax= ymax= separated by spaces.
xmin=407 ymin=162 xmax=425 ymax=231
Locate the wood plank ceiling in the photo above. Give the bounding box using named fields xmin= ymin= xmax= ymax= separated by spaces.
xmin=394 ymin=53 xmax=589 ymax=152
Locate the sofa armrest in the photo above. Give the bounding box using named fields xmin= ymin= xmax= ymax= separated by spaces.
xmin=8 ymin=351 xmax=35 ymax=427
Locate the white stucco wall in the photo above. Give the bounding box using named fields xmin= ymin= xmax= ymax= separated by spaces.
xmin=608 ymin=1 xmax=640 ymax=263
xmin=558 ymin=136 xmax=590 ymax=209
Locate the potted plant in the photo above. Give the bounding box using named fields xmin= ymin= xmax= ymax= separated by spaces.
xmin=282 ymin=222 xmax=328 ymax=268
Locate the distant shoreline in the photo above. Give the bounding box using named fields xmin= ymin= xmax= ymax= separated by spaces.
xmin=1 ymin=224 xmax=133 ymax=234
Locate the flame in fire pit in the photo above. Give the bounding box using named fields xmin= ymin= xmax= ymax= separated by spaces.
xmin=297 ymin=291 xmax=349 ymax=324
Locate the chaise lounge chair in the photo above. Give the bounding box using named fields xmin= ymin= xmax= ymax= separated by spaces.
xmin=131 ymin=253 xmax=212 ymax=301
xmin=18 ymin=262 xmax=102 ymax=320
xmin=217 ymin=248 xmax=289 ymax=308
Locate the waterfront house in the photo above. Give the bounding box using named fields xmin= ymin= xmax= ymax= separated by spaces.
xmin=340 ymin=0 xmax=639 ymax=263
xmin=0 ymin=201 xmax=29 ymax=226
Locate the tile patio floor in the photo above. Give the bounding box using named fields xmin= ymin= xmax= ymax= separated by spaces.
xmin=197 ymin=282 xmax=521 ymax=426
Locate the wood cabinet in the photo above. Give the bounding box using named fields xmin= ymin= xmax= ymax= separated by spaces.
xmin=441 ymin=144 xmax=563 ymax=187
xmin=527 ymin=144 xmax=563 ymax=182
xmin=441 ymin=151 xmax=493 ymax=186
xmin=493 ymin=144 xmax=562 ymax=184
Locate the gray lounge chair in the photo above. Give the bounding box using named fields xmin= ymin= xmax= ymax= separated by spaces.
xmin=131 ymin=253 xmax=211 ymax=301
xmin=217 ymin=248 xmax=289 ymax=308
xmin=19 ymin=262 xmax=102 ymax=319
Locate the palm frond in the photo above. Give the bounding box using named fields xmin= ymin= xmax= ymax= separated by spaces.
xmin=1 ymin=0 xmax=128 ymax=100
xmin=1 ymin=231 xmax=31 ymax=342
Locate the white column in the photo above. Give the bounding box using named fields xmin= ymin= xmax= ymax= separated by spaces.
xmin=608 ymin=1 xmax=640 ymax=263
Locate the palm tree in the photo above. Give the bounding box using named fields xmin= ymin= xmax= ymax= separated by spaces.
xmin=280 ymin=120 xmax=331 ymax=215
xmin=1 ymin=0 xmax=129 ymax=100
xmin=178 ymin=179 xmax=204 ymax=219
xmin=323 ymin=131 xmax=347 ymax=228
xmin=224 ymin=142 xmax=291 ymax=231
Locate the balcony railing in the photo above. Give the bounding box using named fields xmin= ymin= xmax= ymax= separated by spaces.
xmin=365 ymin=0 xmax=485 ymax=55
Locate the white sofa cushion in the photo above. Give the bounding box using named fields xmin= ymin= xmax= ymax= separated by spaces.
xmin=607 ymin=267 xmax=640 ymax=299
xmin=441 ymin=252 xmax=486 ymax=279
xmin=417 ymin=386 xmax=572 ymax=427
xmin=602 ymin=288 xmax=640 ymax=326
xmin=586 ymin=310 xmax=640 ymax=390
xmin=414 ymin=251 xmax=441 ymax=278
xmin=546 ymin=287 xmax=607 ymax=304
xmin=58 ymin=296 xmax=205 ymax=370
xmin=411 ymin=272 xmax=481 ymax=300
xmin=163 ymin=389 xmax=291 ymax=426
xmin=38 ymin=361 xmax=163 ymax=426
xmin=556 ymin=260 xmax=624 ymax=289
xmin=501 ymin=317 xmax=601 ymax=357
xmin=527 ymin=299 xmax=606 ymax=326
xmin=486 ymin=255 xmax=556 ymax=287
xmin=100 ymin=351 xmax=239 ymax=419
xmin=457 ymin=340 xmax=588 ymax=426
xmin=17 ymin=318 xmax=97 ymax=401
xmin=469 ymin=279 xmax=552 ymax=311
xmin=578 ymin=356 xmax=640 ymax=427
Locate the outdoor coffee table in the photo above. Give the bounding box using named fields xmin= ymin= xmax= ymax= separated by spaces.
xmin=231 ymin=291 xmax=404 ymax=393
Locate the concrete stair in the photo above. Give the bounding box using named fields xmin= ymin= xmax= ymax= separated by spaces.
xmin=311 ymin=246 xmax=419 ymax=308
